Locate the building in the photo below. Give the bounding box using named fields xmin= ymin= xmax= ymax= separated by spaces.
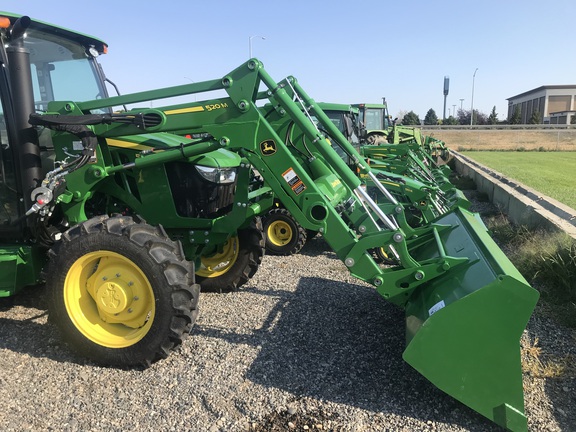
xmin=507 ymin=85 xmax=576 ymax=124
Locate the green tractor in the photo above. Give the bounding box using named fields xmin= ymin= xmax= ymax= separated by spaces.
xmin=259 ymin=101 xmax=464 ymax=256
xmin=1 ymin=13 xmax=539 ymax=431
xmin=0 ymin=13 xmax=269 ymax=366
xmin=354 ymin=102 xmax=393 ymax=145
xmin=332 ymin=102 xmax=454 ymax=186
xmin=323 ymin=101 xmax=466 ymax=211
xmin=354 ymin=101 xmax=449 ymax=158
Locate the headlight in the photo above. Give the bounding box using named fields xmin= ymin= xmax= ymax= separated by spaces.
xmin=195 ymin=165 xmax=237 ymax=184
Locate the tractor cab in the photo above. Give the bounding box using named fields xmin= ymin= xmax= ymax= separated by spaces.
xmin=353 ymin=103 xmax=392 ymax=144
xmin=0 ymin=12 xmax=108 ymax=232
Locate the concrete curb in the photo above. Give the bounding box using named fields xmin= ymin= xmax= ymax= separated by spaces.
xmin=451 ymin=150 xmax=576 ymax=240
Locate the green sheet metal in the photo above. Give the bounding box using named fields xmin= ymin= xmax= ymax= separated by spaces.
xmin=0 ymin=246 xmax=42 ymax=296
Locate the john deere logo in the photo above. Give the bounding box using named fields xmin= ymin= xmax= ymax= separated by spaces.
xmin=260 ymin=140 xmax=276 ymax=156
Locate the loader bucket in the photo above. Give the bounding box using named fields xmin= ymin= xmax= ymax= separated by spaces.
xmin=402 ymin=208 xmax=539 ymax=432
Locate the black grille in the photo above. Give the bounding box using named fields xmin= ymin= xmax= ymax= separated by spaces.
xmin=166 ymin=162 xmax=236 ymax=219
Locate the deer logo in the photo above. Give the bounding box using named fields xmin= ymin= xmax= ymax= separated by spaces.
xmin=260 ymin=140 xmax=277 ymax=156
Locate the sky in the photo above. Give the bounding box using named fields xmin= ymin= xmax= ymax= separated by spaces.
xmin=2 ymin=0 xmax=575 ymax=121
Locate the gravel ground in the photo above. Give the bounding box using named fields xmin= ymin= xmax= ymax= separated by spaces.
xmin=0 ymin=198 xmax=575 ymax=431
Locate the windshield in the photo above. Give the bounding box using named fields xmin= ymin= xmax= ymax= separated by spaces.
xmin=316 ymin=111 xmax=359 ymax=164
xmin=23 ymin=28 xmax=108 ymax=113
xmin=363 ymin=108 xmax=384 ymax=131
xmin=324 ymin=111 xmax=359 ymax=144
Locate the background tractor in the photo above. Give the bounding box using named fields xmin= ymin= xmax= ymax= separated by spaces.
xmin=259 ymin=101 xmax=464 ymax=256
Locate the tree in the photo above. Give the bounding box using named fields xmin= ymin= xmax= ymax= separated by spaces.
xmin=473 ymin=110 xmax=488 ymax=125
xmin=509 ymin=105 xmax=522 ymax=124
xmin=457 ymin=109 xmax=487 ymax=125
xmin=402 ymin=111 xmax=421 ymax=125
xmin=457 ymin=108 xmax=469 ymax=125
xmin=443 ymin=115 xmax=459 ymax=125
xmin=529 ymin=110 xmax=542 ymax=124
xmin=395 ymin=110 xmax=408 ymax=124
xmin=423 ymin=108 xmax=438 ymax=125
xmin=488 ymin=106 xmax=498 ymax=125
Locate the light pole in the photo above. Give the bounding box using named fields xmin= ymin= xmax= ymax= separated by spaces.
xmin=470 ymin=68 xmax=478 ymax=125
xmin=459 ymin=98 xmax=464 ymax=112
xmin=452 ymin=104 xmax=456 ymax=118
xmin=249 ymin=35 xmax=266 ymax=58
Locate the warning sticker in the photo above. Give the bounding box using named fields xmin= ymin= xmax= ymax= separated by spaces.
xmin=282 ymin=167 xmax=306 ymax=195
xmin=292 ymin=182 xmax=306 ymax=195
xmin=282 ymin=168 xmax=299 ymax=186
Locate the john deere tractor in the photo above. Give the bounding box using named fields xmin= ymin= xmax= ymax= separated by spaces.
xmin=0 ymin=13 xmax=269 ymax=366
xmin=1 ymin=12 xmax=539 ymax=431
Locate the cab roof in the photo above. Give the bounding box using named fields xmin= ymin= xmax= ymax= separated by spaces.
xmin=0 ymin=11 xmax=108 ymax=54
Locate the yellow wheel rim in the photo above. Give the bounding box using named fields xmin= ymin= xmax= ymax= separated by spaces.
xmin=267 ymin=220 xmax=293 ymax=247
xmin=196 ymin=236 xmax=239 ymax=278
xmin=64 ymin=251 xmax=155 ymax=348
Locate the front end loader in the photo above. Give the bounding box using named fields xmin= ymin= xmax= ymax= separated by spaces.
xmin=31 ymin=57 xmax=539 ymax=430
xmin=1 ymin=12 xmax=538 ymax=431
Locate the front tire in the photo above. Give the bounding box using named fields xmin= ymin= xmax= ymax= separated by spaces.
xmin=46 ymin=215 xmax=199 ymax=368
xmin=263 ymin=208 xmax=307 ymax=256
xmin=196 ymin=217 xmax=265 ymax=293
xmin=366 ymin=132 xmax=387 ymax=145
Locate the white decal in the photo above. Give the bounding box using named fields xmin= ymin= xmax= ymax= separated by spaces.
xmin=428 ymin=300 xmax=446 ymax=316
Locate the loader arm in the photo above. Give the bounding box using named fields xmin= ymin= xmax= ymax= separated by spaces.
xmin=35 ymin=59 xmax=538 ymax=432
xmin=41 ymin=62 xmax=455 ymax=304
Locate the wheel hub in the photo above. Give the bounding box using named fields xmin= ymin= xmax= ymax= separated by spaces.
xmin=268 ymin=220 xmax=292 ymax=246
xmin=96 ymin=281 xmax=133 ymax=315
xmin=64 ymin=251 xmax=155 ymax=347
xmin=197 ymin=236 xmax=239 ymax=277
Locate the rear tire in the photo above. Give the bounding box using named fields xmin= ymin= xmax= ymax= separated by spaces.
xmin=366 ymin=132 xmax=387 ymax=145
xmin=196 ymin=218 xmax=265 ymax=293
xmin=46 ymin=215 xmax=199 ymax=368
xmin=263 ymin=208 xmax=307 ymax=256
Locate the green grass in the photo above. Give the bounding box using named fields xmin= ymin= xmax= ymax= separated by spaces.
xmin=485 ymin=214 xmax=576 ymax=328
xmin=460 ymin=152 xmax=576 ymax=210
